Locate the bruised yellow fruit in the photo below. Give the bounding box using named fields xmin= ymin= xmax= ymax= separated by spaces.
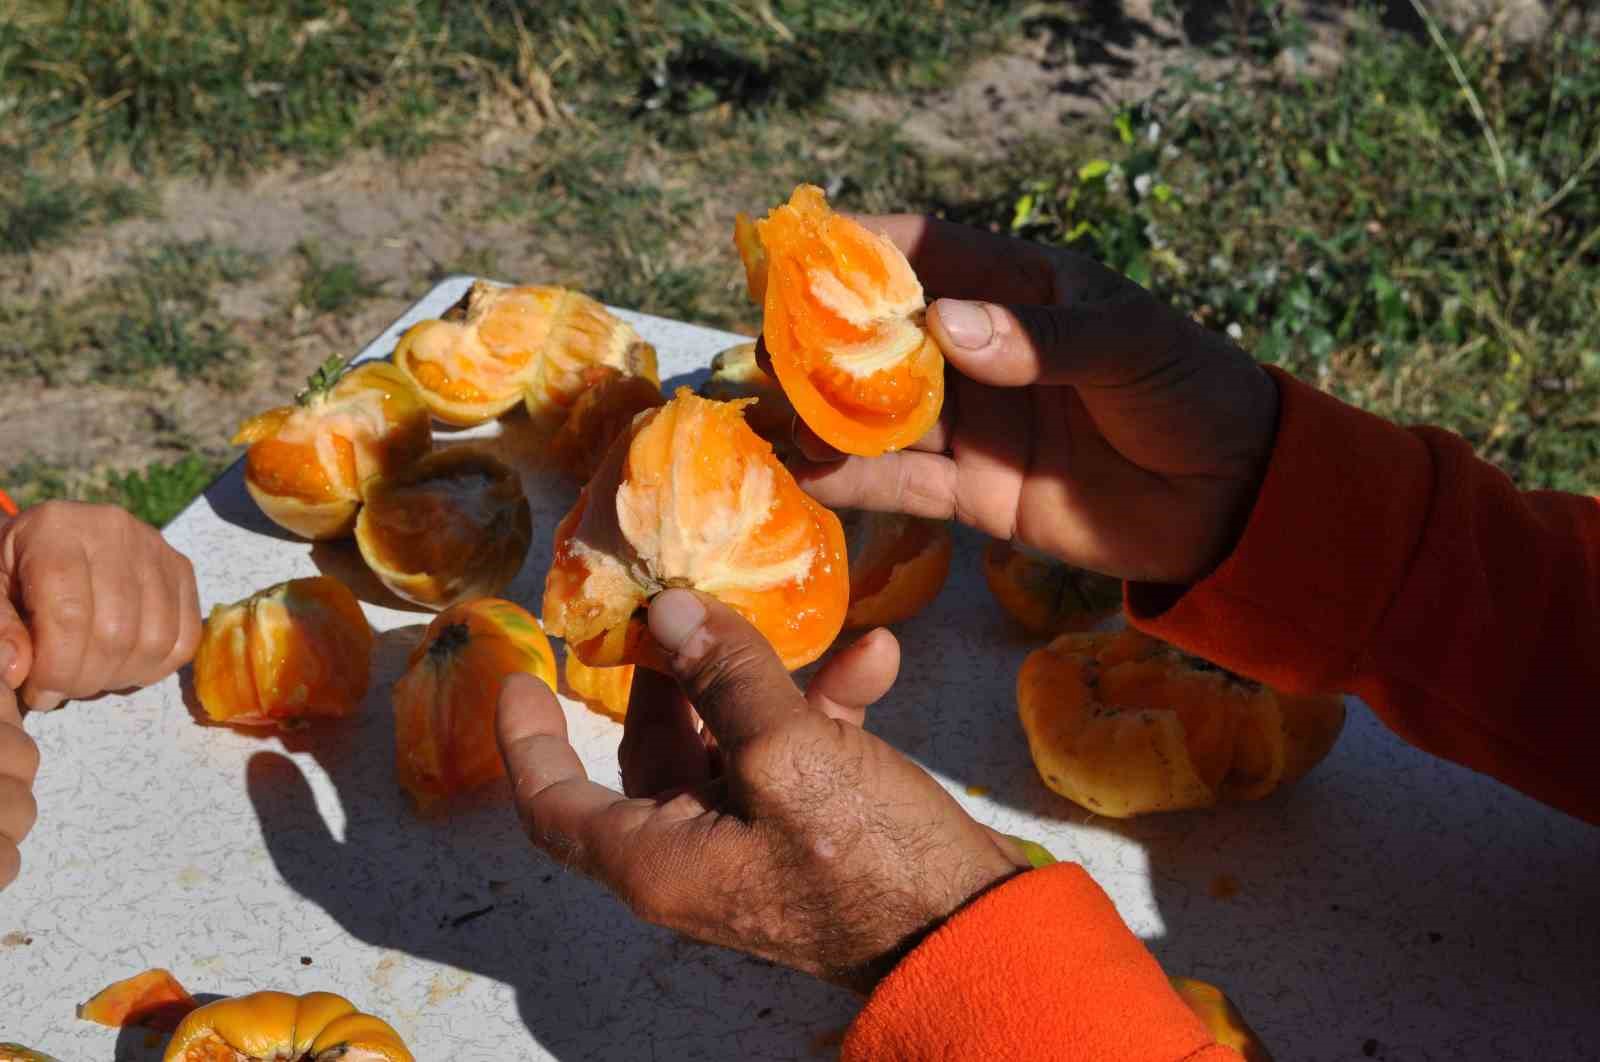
xmin=355 ymin=447 xmax=531 ymax=610
xmin=548 ymin=365 xmax=665 ymax=483
xmin=1017 ymin=629 xmax=1345 ymax=817
xmin=233 ymin=358 xmax=433 ymax=540
xmin=983 ymin=540 xmax=1122 ymax=637
xmin=192 ymin=577 xmax=373 ymax=728
xmin=162 ymin=991 xmax=412 ymax=1062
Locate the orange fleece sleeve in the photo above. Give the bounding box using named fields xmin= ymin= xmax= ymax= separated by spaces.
xmin=0 ymin=488 xmax=16 ymax=518
xmin=1130 ymin=367 xmax=1600 ymax=823
xmin=842 ymin=863 xmax=1241 ymax=1061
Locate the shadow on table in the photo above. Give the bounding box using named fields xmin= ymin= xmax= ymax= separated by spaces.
xmin=243 ymin=627 xmax=856 ymax=1061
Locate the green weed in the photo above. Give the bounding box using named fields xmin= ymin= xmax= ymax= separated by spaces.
xmin=4 ymin=454 xmax=225 ymax=527
xmin=0 ymin=162 xmax=152 ymax=255
xmin=296 ymin=240 xmax=380 ymax=315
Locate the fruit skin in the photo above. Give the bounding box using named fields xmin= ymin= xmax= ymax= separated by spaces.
xmin=77 ymin=968 xmax=197 ymax=1031
xmin=162 ymin=990 xmax=413 ymax=1062
xmin=193 ymin=577 xmax=373 ymax=728
xmin=0 ymin=1045 xmax=62 ymax=1061
xmin=544 ymin=389 xmax=849 ymax=672
xmin=354 ymin=446 xmax=531 ymax=611
xmin=393 ymin=598 xmax=557 ymax=808
xmin=233 ymin=359 xmax=433 ymax=540
xmin=735 ymin=184 xmax=944 ymax=457
xmin=564 ymin=649 xmax=634 ymax=722
xmin=1169 ymin=978 xmax=1275 ymax=1061
xmin=843 ymin=511 xmax=952 ymax=629
xmin=1017 ymin=629 xmax=1345 ymax=818
xmin=548 ymin=366 xmax=665 ymax=482
xmin=982 ymin=540 xmax=1123 ymax=637
xmin=394 ymin=281 xmax=658 ymax=428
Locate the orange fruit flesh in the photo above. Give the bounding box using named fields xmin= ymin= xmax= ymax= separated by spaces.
xmin=565 ymin=651 xmax=635 ymax=721
xmin=544 ymin=389 xmax=848 ymax=671
xmin=739 ymin=185 xmax=944 ymax=456
xmin=844 ymin=512 xmax=952 ymax=628
xmin=78 ymin=969 xmax=196 ymax=1031
xmin=549 ymin=366 xmax=665 ymax=481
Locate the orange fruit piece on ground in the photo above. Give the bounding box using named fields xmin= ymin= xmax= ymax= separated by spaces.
xmin=544 ymin=389 xmax=849 ymax=671
xmin=1169 ymin=978 xmax=1275 ymax=1062
xmin=393 ymin=599 xmax=557 ymax=809
xmin=77 ymin=969 xmax=197 ymax=1032
xmin=193 ymin=577 xmax=373 ymax=728
xmin=232 ymin=358 xmax=433 ymax=540
xmin=393 ymin=281 xmax=657 ymax=428
xmin=697 ymin=341 xmax=797 ymax=454
xmin=163 ymin=991 xmax=412 ymax=1062
xmin=982 ymin=540 xmax=1123 ymax=637
xmin=548 ymin=366 xmax=666 ymax=482
xmin=842 ymin=511 xmax=952 ymax=629
xmin=354 ymin=446 xmax=531 ymax=610
xmin=564 ymin=650 xmax=634 ymax=722
xmin=735 ymin=184 xmax=943 ymax=456
xmin=1017 ymin=629 xmax=1346 ymax=817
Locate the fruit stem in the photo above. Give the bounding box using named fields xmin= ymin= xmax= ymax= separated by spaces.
xmin=296 ymin=355 xmax=347 ymax=407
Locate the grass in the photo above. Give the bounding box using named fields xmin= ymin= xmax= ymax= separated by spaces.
xmin=0 ymin=159 xmax=153 ymax=255
xmin=296 ymin=240 xmax=381 ymax=314
xmin=0 ymin=239 xmax=263 ymax=383
xmin=4 ymin=453 xmax=227 ymax=527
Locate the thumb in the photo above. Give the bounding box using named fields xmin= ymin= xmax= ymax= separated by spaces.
xmin=0 ymin=596 xmax=31 ymax=693
xmin=645 ymin=589 xmax=811 ymax=752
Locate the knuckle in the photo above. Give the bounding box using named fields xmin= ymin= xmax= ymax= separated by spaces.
xmin=0 ymin=779 xmax=38 ymax=841
xmin=0 ymin=727 xmax=41 ymax=784
xmin=95 ymin=610 xmax=138 ymax=658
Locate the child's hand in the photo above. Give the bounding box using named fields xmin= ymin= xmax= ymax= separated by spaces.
xmin=0 ymin=502 xmax=201 ymax=712
xmin=0 ymin=680 xmax=38 ymax=888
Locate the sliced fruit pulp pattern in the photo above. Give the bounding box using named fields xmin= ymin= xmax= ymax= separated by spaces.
xmin=738 ymin=185 xmax=943 ymax=456
xmin=544 ymin=389 xmax=848 ymax=671
xmin=843 ymin=511 xmax=952 ymax=628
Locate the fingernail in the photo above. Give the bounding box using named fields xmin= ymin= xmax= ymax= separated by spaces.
xmin=936 ymin=299 xmax=993 ymax=350
xmin=28 ymin=690 xmax=63 ymax=713
xmin=648 ymin=590 xmax=707 ymax=655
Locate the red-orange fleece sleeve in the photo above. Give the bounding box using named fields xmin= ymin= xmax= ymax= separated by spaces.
xmin=842 ymin=862 xmax=1241 ymax=1061
xmin=1130 ymin=367 xmax=1600 ymax=822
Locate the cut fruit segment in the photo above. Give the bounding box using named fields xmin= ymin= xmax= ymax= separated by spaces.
xmin=842 ymin=511 xmax=952 ymax=628
xmin=232 ymin=358 xmax=433 ymax=540
xmin=394 ymin=281 xmax=657 ymax=428
xmin=393 ymin=599 xmax=557 ymax=809
xmin=77 ymin=969 xmax=197 ymax=1032
xmin=735 ymin=184 xmax=944 ymax=456
xmin=192 ymin=577 xmax=373 ymax=728
xmin=1017 ymin=629 xmax=1346 ymax=818
xmin=543 ymin=389 xmax=849 ymax=671
xmin=983 ymin=540 xmax=1123 ymax=637
xmin=564 ymin=651 xmax=634 ymax=722
xmin=355 ymin=447 xmax=531 ymax=611
xmin=548 ymin=366 xmax=666 ymax=482
xmin=697 ymin=341 xmax=797 ymax=454
xmin=162 ymin=990 xmax=413 ymax=1062
xmin=1169 ymin=978 xmax=1275 ymax=1062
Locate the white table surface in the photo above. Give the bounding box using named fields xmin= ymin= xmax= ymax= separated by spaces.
xmin=4 ymin=277 xmax=1597 ymax=1061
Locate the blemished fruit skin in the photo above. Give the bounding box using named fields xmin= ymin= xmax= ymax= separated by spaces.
xmin=162 ymin=990 xmax=414 ymax=1062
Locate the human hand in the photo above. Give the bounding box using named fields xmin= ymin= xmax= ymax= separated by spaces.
xmin=0 ymin=679 xmax=39 ymax=888
xmin=497 ymin=589 xmax=1030 ymax=993
xmin=788 ymin=215 xmax=1280 ymax=586
xmin=0 ymin=501 xmax=202 ymax=712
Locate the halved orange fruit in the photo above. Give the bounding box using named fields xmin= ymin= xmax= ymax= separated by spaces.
xmin=548 ymin=366 xmax=666 ymax=482
xmin=1017 ymin=629 xmax=1346 ymax=818
xmin=394 ymin=282 xmax=657 ymax=428
xmin=697 ymin=341 xmax=797 ymax=453
xmin=983 ymin=540 xmax=1123 ymax=637
xmin=163 ymin=991 xmax=413 ymax=1062
xmin=735 ymin=185 xmax=944 ymax=456
xmin=564 ymin=651 xmax=634 ymax=722
xmin=233 ymin=358 xmax=433 ymax=540
xmin=354 ymin=447 xmax=531 ymax=610
xmin=192 ymin=577 xmax=373 ymax=728
xmin=843 ymin=511 xmax=952 ymax=628
xmin=78 ymin=969 xmax=197 ymax=1032
xmin=393 ymin=598 xmax=557 ymax=808
xmin=543 ymin=389 xmax=849 ymax=671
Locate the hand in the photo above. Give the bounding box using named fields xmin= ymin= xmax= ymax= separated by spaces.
xmin=0 ymin=501 xmax=202 ymax=711
xmin=497 ymin=589 xmax=1030 ymax=993
xmin=0 ymin=680 xmax=39 ymax=888
xmin=789 ymin=215 xmax=1280 ymax=586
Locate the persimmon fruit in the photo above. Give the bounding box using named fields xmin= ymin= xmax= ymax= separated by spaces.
xmin=548 ymin=366 xmax=665 ymax=482
xmin=232 ymin=358 xmax=432 ymax=540
xmin=564 ymin=651 xmax=634 ymax=722
xmin=983 ymin=540 xmax=1123 ymax=637
xmin=192 ymin=576 xmax=373 ymax=728
xmin=735 ymin=185 xmax=943 ymax=456
xmin=543 ymin=389 xmax=848 ymax=671
xmin=162 ymin=990 xmax=412 ymax=1062
xmin=392 ymin=598 xmax=557 ymax=808
xmin=77 ymin=969 xmax=197 ymax=1032
xmin=842 ymin=511 xmax=952 ymax=628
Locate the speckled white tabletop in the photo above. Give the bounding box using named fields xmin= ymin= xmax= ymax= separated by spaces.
xmin=4 ymin=278 xmax=1597 ymax=1061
